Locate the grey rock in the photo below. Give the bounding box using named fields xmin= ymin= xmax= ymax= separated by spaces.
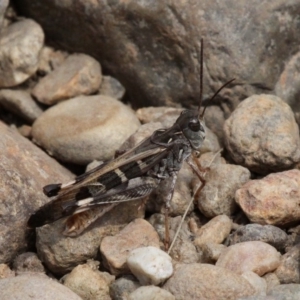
xmin=224 ymin=94 xmax=300 ymax=174
xmin=0 ymin=273 xmax=82 ymax=300
xmin=99 ymin=75 xmax=125 ymax=100
xmin=31 ymin=95 xmax=140 ymax=164
xmin=0 ymin=89 xmax=43 ymax=123
xmin=0 ymin=121 xmax=72 ymax=264
xmin=268 ymin=284 xmax=300 ymax=300
xmin=109 ymin=275 xmax=141 ymax=300
xmin=129 ymin=286 xmax=175 ymax=300
xmin=32 ymin=53 xmax=102 ymax=105
xmin=226 ymin=224 xmax=288 ymax=252
xmin=13 ymin=252 xmax=45 ymax=275
xmin=0 ymin=0 xmax=8 ymax=30
xmin=0 ymin=19 xmax=44 ymax=87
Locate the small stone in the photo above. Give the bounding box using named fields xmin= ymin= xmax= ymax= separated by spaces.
xmin=13 ymin=252 xmax=45 ymax=275
xmin=127 ymin=246 xmax=173 ymax=285
xmin=226 ymin=224 xmax=288 ymax=252
xmin=31 ymin=95 xmax=140 ymax=164
xmin=100 ymin=219 xmax=160 ymax=275
xmin=110 ymin=275 xmax=141 ymax=300
xmin=201 ymin=243 xmax=227 ymax=263
xmin=99 ymin=75 xmax=125 ymax=100
xmin=62 ymin=263 xmax=115 ymax=300
xmin=263 ymin=272 xmax=280 ymax=293
xmin=197 ymin=163 xmax=250 ymax=218
xmin=163 ymin=263 xmax=255 ymax=300
xmin=194 ymin=215 xmax=233 ymax=247
xmin=236 ymin=169 xmax=300 ymax=226
xmin=0 ymin=19 xmax=44 ymax=87
xmin=136 ymin=106 xmax=180 ymax=124
xmin=216 ymin=241 xmax=281 ymax=276
xmin=268 ymin=284 xmax=300 ymax=299
xmin=129 ymin=286 xmax=175 ymax=300
xmin=17 ymin=124 xmax=32 ymax=138
xmin=275 ymin=243 xmax=300 ymax=284
xmin=241 ymin=271 xmax=267 ymax=296
xmin=0 ymin=273 xmax=82 ymax=300
xmin=0 ymin=264 xmax=15 ymax=279
xmin=0 ymin=89 xmax=43 ymax=123
xmin=32 ymin=53 xmax=102 ymax=105
xmin=224 ymin=94 xmax=300 ymax=174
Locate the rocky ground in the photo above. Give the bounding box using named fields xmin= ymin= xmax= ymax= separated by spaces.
xmin=1 ymin=1 xmax=300 ymax=300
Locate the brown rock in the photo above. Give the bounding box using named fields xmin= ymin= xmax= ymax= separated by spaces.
xmin=100 ymin=219 xmax=160 ymax=275
xmin=13 ymin=252 xmax=45 ymax=275
xmin=0 ymin=0 xmax=8 ymax=30
xmin=0 ymin=121 xmax=72 ymax=264
xmin=216 ymin=241 xmax=281 ymax=276
xmin=31 ymin=95 xmax=140 ymax=164
xmin=163 ymin=263 xmax=255 ymax=300
xmin=0 ymin=264 xmax=15 ymax=279
xmin=62 ymin=263 xmax=115 ymax=300
xmin=129 ymin=286 xmax=175 ymax=300
xmin=0 ymin=19 xmax=44 ymax=87
xmin=32 ymin=53 xmax=102 ymax=105
xmin=236 ymin=170 xmax=300 ymax=226
xmin=224 ymin=94 xmax=300 ymax=174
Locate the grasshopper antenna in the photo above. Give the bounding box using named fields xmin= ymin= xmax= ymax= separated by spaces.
xmin=198 ymin=39 xmax=204 ymax=114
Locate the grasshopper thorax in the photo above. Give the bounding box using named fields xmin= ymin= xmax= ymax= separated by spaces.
xmin=175 ymin=109 xmax=205 ymax=150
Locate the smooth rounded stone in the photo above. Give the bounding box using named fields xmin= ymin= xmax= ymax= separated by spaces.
xmin=263 ymin=273 xmax=280 ymax=293
xmin=0 ymin=273 xmax=82 ymax=300
xmin=224 ymin=94 xmax=300 ymax=174
xmin=196 ymin=163 xmax=250 ymax=218
xmin=241 ymin=271 xmax=267 ymax=296
xmin=13 ymin=252 xmax=45 ymax=275
xmin=0 ymin=89 xmax=43 ymax=123
xmin=62 ymin=263 xmax=115 ymax=300
xmin=236 ymin=170 xmax=300 ymax=226
xmin=275 ymin=244 xmax=300 ymax=284
xmin=17 ymin=124 xmax=32 ymax=138
xmin=100 ymin=219 xmax=160 ymax=275
xmin=0 ymin=19 xmax=44 ymax=87
xmin=163 ymin=263 xmax=255 ymax=300
xmin=0 ymin=121 xmax=73 ymax=264
xmin=36 ymin=200 xmax=144 ymax=275
xmin=275 ymin=51 xmax=300 ymax=114
xmin=0 ymin=264 xmax=15 ymax=279
xmin=99 ymin=75 xmax=125 ymax=100
xmin=216 ymin=241 xmax=281 ymax=276
xmin=127 ymin=246 xmax=173 ymax=285
xmin=110 ymin=275 xmax=141 ymax=300
xmin=201 ymin=243 xmax=227 ymax=263
xmin=32 ymin=53 xmax=102 ymax=105
xmin=136 ymin=107 xmax=180 ymax=124
xmin=129 ymin=286 xmax=175 ymax=300
xmin=194 ymin=215 xmax=233 ymax=247
xmin=31 ymin=95 xmax=140 ymax=164
xmin=226 ymin=224 xmax=288 ymax=252
xmin=0 ymin=0 xmax=8 ymax=29
xmin=268 ymin=284 xmax=300 ymax=300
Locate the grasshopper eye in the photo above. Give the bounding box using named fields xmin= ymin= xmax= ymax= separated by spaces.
xmin=188 ymin=121 xmax=200 ymax=132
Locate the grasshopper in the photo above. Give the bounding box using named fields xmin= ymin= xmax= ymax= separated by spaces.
xmin=28 ymin=40 xmax=234 ymax=248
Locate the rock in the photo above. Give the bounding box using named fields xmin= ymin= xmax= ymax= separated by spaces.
xmin=0 ymin=0 xmax=8 ymax=30
xmin=13 ymin=252 xmax=45 ymax=275
xmin=224 ymin=94 xmax=300 ymax=174
xmin=0 ymin=273 xmax=82 ymax=300
xmin=197 ymin=163 xmax=250 ymax=217
xmin=0 ymin=121 xmax=72 ymax=264
xmin=129 ymin=286 xmax=175 ymax=300
xmin=100 ymin=219 xmax=160 ymax=275
xmin=136 ymin=107 xmax=180 ymax=124
xmin=201 ymin=243 xmax=227 ymax=263
xmin=15 ymin=1 xmax=300 ymax=109
xmin=275 ymin=51 xmax=300 ymax=113
xmin=31 ymin=95 xmax=140 ymax=164
xmin=32 ymin=54 xmax=102 ymax=105
xmin=226 ymin=224 xmax=288 ymax=252
xmin=0 ymin=89 xmax=43 ymax=123
xmin=36 ymin=200 xmax=144 ymax=275
xmin=110 ymin=275 xmax=141 ymax=300
xmin=0 ymin=264 xmax=15 ymax=279
xmin=62 ymin=263 xmax=115 ymax=300
xmin=216 ymin=241 xmax=281 ymax=276
xmin=17 ymin=124 xmax=32 ymax=138
xmin=127 ymin=246 xmax=173 ymax=285
xmin=263 ymin=273 xmax=280 ymax=293
xmin=99 ymin=75 xmax=125 ymax=100
xmin=163 ymin=263 xmax=255 ymax=300
xmin=268 ymin=283 xmax=300 ymax=299
xmin=236 ymin=170 xmax=300 ymax=226
xmin=275 ymin=244 xmax=300 ymax=284
xmin=194 ymin=215 xmax=232 ymax=247
xmin=0 ymin=19 xmax=44 ymax=87
xmin=241 ymin=271 xmax=267 ymax=296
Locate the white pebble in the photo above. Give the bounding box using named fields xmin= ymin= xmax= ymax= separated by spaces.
xmin=127 ymin=246 xmax=173 ymax=285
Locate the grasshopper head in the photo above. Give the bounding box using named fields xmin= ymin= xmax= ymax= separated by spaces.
xmin=176 ymin=109 xmax=205 ymax=150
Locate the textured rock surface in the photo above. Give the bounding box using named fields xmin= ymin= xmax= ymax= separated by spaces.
xmin=129 ymin=286 xmax=175 ymax=300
